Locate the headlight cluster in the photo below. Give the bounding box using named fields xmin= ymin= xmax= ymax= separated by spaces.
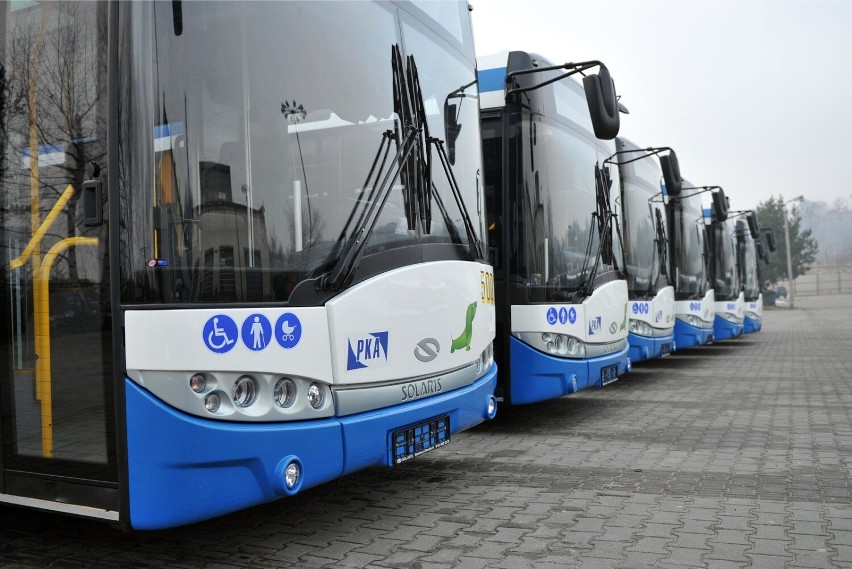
xmin=745 ymin=311 xmax=760 ymax=320
xmin=476 ymin=342 xmax=494 ymax=375
xmin=628 ymin=319 xmax=653 ymax=337
xmin=188 ymin=372 xmax=328 ymax=418
xmin=541 ymin=332 xmax=585 ymax=358
xmin=678 ymin=314 xmax=711 ymax=328
xmin=719 ymin=312 xmax=742 ymax=324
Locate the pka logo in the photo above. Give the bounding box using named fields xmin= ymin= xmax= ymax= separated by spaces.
xmin=451 ymin=301 xmax=477 ymax=353
xmin=347 ymin=331 xmax=389 ymax=371
xmin=588 ymin=316 xmax=602 ymax=336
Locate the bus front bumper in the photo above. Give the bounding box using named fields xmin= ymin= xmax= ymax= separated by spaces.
xmin=507 ymin=336 xmax=630 ymax=406
xmin=125 ymin=367 xmax=497 ymax=529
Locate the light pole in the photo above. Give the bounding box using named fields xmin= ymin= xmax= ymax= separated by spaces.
xmin=782 ymin=195 xmax=803 ymax=309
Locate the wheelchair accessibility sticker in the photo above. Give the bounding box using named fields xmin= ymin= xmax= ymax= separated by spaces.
xmin=202 ymin=313 xmax=303 ymax=353
xmin=203 ymin=315 xmax=238 ymax=354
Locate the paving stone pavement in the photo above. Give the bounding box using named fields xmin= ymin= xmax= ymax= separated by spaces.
xmin=1 ymin=295 xmax=851 ymax=568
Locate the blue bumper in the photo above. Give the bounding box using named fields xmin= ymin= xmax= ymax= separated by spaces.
xmin=744 ymin=314 xmax=762 ymax=334
xmin=713 ymin=315 xmax=744 ymax=341
xmin=125 ymin=367 xmax=497 ymax=529
xmin=507 ymin=336 xmax=630 ymax=406
xmin=627 ymin=331 xmax=675 ymax=362
xmin=673 ymin=319 xmax=713 ymax=349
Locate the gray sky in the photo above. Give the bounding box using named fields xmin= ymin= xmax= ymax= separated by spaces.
xmin=471 ymin=0 xmax=852 ymax=212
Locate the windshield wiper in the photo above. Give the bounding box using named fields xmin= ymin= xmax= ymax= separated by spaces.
xmin=408 ymin=56 xmax=484 ymax=261
xmin=577 ymin=162 xmax=624 ymax=297
xmin=323 ymin=45 xmax=420 ymax=291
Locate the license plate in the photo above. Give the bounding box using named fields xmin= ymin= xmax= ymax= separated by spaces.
xmin=391 ymin=415 xmax=450 ymax=465
xmin=660 ymin=343 xmax=672 ymax=357
xmin=600 ymin=363 xmax=619 ymax=385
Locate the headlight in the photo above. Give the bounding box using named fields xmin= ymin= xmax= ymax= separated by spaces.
xmin=307 ymin=383 xmax=324 ymax=409
xmin=233 ymin=375 xmax=258 ymax=407
xmin=189 ymin=373 xmax=207 ymax=393
xmin=720 ymin=312 xmax=741 ymax=324
xmin=536 ymin=332 xmax=586 ymax=358
xmin=273 ymin=378 xmax=297 ymax=408
xmin=745 ymin=311 xmax=760 ymax=320
xmin=628 ymin=319 xmax=653 ymax=336
xmin=678 ymin=314 xmax=703 ymax=327
xmin=204 ymin=392 xmax=221 ymax=413
xmin=476 ymin=342 xmax=494 ymax=374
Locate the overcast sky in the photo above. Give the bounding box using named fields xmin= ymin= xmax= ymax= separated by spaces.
xmin=471 ymin=0 xmax=852 ymax=212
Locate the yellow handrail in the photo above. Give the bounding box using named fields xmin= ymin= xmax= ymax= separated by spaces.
xmin=9 ymin=183 xmax=77 ymax=271
xmin=33 ymin=236 xmax=100 ymax=457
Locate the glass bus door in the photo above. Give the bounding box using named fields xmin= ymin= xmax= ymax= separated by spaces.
xmin=0 ymin=0 xmax=117 ymax=512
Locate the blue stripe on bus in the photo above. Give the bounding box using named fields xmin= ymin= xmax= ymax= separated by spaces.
xmin=477 ymin=67 xmax=507 ymax=93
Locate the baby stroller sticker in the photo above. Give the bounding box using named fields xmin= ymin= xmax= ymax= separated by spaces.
xmin=275 ymin=313 xmax=302 ymax=349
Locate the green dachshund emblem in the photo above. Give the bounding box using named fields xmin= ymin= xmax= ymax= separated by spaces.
xmin=451 ymin=301 xmax=477 ymax=353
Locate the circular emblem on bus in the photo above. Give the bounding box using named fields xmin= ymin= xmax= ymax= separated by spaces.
xmin=414 ymin=338 xmax=440 ymax=362
xmin=275 ymin=313 xmax=303 ymax=349
xmin=609 ymin=322 xmax=618 ymax=334
xmin=242 ymin=314 xmax=272 ymax=351
xmin=202 ymin=315 xmax=238 ymax=354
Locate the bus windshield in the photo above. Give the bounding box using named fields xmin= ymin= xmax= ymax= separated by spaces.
xmin=713 ymin=220 xmax=740 ymax=300
xmin=502 ymin=111 xmax=618 ymax=303
xmin=621 ymin=157 xmax=665 ymax=296
xmin=118 ymin=1 xmax=483 ymax=305
xmin=743 ymin=234 xmax=760 ymax=301
xmin=671 ymin=195 xmax=708 ymax=299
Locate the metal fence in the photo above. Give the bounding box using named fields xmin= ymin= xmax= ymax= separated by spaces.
xmin=781 ymin=269 xmax=852 ymax=297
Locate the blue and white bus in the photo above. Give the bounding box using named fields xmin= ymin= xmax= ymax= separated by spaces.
xmin=666 ymin=183 xmax=722 ymax=349
xmin=733 ymin=211 xmax=764 ymax=333
xmin=0 ymin=0 xmax=496 ymax=530
xmin=608 ymin=139 xmax=682 ymax=362
xmin=707 ymin=196 xmax=746 ymax=340
xmin=478 ymin=51 xmax=629 ymax=406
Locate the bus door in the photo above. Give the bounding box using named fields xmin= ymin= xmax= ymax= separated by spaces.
xmin=0 ymin=0 xmax=117 ymax=513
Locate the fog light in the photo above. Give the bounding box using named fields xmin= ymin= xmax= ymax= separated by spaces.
xmin=486 ymin=395 xmax=498 ymax=420
xmin=234 ymin=375 xmax=257 ymax=407
xmin=189 ymin=373 xmax=206 ymax=393
xmin=284 ymin=462 xmax=300 ymax=489
xmin=307 ymin=383 xmax=324 ymax=409
xmin=274 ymin=378 xmax=297 ymax=408
xmin=204 ymin=393 xmax=220 ymax=412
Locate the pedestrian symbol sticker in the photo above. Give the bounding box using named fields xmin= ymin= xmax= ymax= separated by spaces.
xmin=203 ymin=315 xmax=238 ymax=354
xmin=275 ymin=313 xmax=302 ymax=349
xmin=546 ymin=307 xmax=558 ymax=325
xmin=242 ymin=314 xmax=272 ymax=351
xmin=558 ymin=307 xmax=569 ymax=325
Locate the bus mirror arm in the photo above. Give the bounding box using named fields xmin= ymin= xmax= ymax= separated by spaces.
xmin=603 ymin=146 xmax=683 ymax=197
xmin=505 ymin=60 xmax=621 ymax=140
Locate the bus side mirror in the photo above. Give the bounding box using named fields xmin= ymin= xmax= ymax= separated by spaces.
xmin=443 ymin=101 xmax=461 ymax=165
xmin=583 ymin=66 xmax=620 ymax=140
xmin=765 ymin=228 xmax=777 ymax=252
xmin=746 ymin=213 xmax=760 ymax=238
xmin=712 ymin=189 xmax=728 ymax=222
xmin=756 ymin=240 xmax=770 ymax=264
xmin=660 ymin=152 xmax=682 ymax=197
